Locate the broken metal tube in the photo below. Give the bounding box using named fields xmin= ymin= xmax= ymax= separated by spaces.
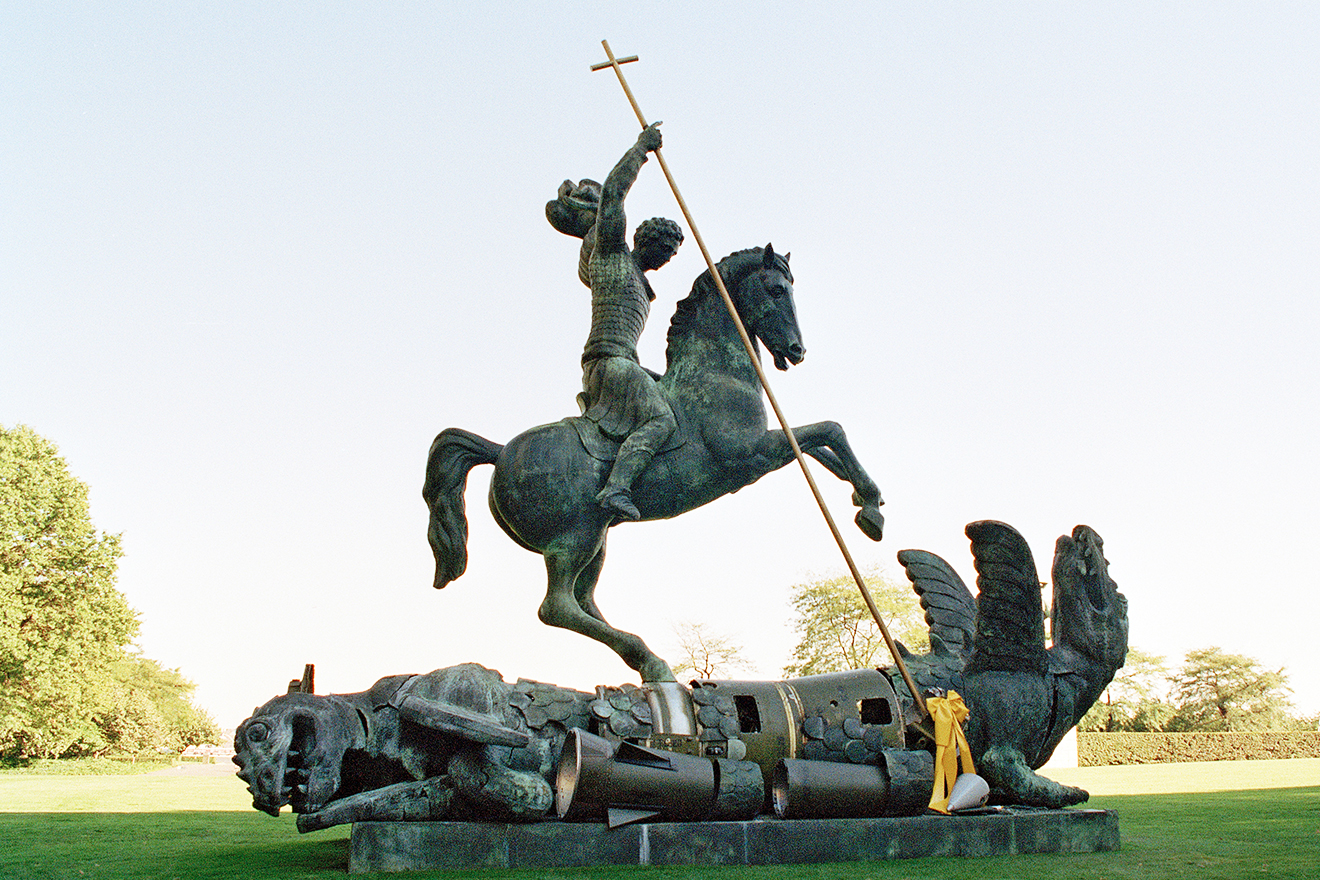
xmin=772 ymin=749 xmax=934 ymax=819
xmin=772 ymin=758 xmax=891 ymax=819
xmin=556 ymin=728 xmax=761 ymax=826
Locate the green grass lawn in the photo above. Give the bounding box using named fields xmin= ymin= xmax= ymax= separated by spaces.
xmin=2 ymin=761 xmax=1318 ymax=879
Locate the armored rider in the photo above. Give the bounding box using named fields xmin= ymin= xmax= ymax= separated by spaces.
xmin=549 ymin=124 xmax=684 ymax=521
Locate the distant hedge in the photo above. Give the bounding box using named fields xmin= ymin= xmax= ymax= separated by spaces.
xmin=1079 ymin=732 xmax=1320 ymax=765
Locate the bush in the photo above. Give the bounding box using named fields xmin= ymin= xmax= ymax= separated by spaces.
xmin=0 ymin=755 xmax=175 ymax=775
xmin=1079 ymin=731 xmax=1320 ymax=765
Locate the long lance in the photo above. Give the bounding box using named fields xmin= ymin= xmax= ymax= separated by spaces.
xmin=592 ymin=41 xmax=929 ymax=725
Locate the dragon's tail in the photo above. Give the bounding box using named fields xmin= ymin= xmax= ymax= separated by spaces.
xmin=422 ymin=428 xmax=504 ymax=589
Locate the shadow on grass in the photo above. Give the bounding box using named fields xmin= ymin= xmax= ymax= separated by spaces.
xmin=1 ymin=810 xmax=348 ymax=880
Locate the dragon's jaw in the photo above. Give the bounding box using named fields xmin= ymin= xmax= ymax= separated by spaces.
xmin=1051 ymin=525 xmax=1129 ymax=673
xmin=233 ymin=695 xmax=357 ymax=816
xmin=233 ymin=718 xmax=293 ymax=816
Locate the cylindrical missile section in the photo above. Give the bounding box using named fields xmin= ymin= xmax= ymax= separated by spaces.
xmin=772 ymin=749 xmax=934 ymax=819
xmin=773 ymin=758 xmax=889 ymax=819
xmin=684 ymin=669 xmax=907 ymax=786
xmin=555 ymin=728 xmax=763 ymax=827
xmin=559 ymin=671 xmax=931 ymax=823
xmin=644 ymin=680 xmax=697 ymax=736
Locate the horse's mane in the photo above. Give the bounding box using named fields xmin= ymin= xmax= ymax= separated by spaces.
xmin=665 ymin=247 xmax=792 ymax=365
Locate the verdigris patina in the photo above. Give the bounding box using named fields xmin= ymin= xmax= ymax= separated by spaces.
xmin=893 ymin=521 xmax=1128 ymax=807
xmin=235 ymin=663 xmax=591 ymax=830
xmin=234 ymin=663 xmax=924 ymax=831
xmin=572 ymin=123 xmax=685 ymax=523
xmin=424 ymin=129 xmax=885 ymax=683
xmin=234 ymin=521 xmax=1124 ymax=828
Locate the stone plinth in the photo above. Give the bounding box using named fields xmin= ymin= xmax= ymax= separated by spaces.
xmin=348 ymin=809 xmax=1119 ymax=872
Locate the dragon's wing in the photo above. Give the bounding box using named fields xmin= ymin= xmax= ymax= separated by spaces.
xmin=896 ymin=548 xmax=976 ymax=665
xmin=965 ymin=520 xmax=1048 ymax=676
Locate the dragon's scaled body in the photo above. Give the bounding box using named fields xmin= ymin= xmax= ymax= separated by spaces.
xmin=234 ymin=522 xmax=1127 ymax=827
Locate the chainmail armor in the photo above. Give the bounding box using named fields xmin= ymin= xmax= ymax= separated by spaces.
xmin=582 ymin=249 xmax=652 ymax=364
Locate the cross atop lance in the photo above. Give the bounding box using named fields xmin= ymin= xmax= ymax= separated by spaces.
xmin=590 ymin=53 xmax=638 ymax=72
xmin=590 ymin=41 xmax=930 ymax=725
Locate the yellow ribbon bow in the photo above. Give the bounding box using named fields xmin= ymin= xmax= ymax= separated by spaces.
xmin=926 ymin=690 xmax=975 ymax=814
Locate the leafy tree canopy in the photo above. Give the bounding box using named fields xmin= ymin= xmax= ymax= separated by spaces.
xmin=1167 ymin=646 xmax=1295 ymax=732
xmin=1080 ymin=644 xmax=1307 ymax=733
xmin=1079 ymin=647 xmax=1174 ymax=732
xmin=0 ymin=425 xmax=217 ymax=759
xmin=783 ymin=568 xmax=927 ymax=678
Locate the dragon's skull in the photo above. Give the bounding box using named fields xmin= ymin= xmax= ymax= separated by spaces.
xmin=233 ymin=693 xmax=364 ymax=816
xmin=1051 ymin=525 xmax=1129 ymax=672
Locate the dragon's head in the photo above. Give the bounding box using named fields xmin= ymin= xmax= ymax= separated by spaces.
xmin=1050 ymin=525 xmax=1129 ymax=674
xmin=232 ymin=692 xmax=364 ymax=816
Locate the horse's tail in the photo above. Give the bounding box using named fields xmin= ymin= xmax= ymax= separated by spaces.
xmin=423 ymin=428 xmax=504 ymax=590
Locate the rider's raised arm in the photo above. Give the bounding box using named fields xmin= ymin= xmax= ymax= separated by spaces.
xmin=595 ymin=123 xmax=662 ymax=254
xmin=577 ymin=228 xmax=595 ymax=287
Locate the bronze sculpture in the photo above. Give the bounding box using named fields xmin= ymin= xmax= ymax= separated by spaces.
xmin=233 ymin=664 xmax=920 ymax=831
xmin=895 ymin=521 xmax=1128 ymax=807
xmin=424 ymin=244 xmax=885 ymax=683
xmin=424 ymin=127 xmax=885 ymax=682
xmin=573 ymin=123 xmax=684 ymax=522
xmin=234 ymin=521 xmax=1126 ymax=828
xmin=232 ymin=47 xmax=1125 ymax=866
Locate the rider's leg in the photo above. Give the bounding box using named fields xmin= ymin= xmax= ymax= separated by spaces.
xmin=596 ymin=409 xmax=676 ymax=520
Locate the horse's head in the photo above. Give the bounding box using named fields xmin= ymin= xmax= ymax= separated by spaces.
xmin=725 ymin=244 xmax=803 ymax=371
xmin=666 ymin=244 xmax=804 ymax=373
xmin=233 ymin=692 xmax=363 ymax=816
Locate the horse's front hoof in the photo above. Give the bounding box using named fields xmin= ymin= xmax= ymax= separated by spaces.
xmin=851 ymin=489 xmax=883 ymax=509
xmin=856 ymin=507 xmax=884 ymax=542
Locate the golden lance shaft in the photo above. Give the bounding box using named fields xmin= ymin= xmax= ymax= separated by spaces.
xmin=593 ymin=40 xmax=928 ymax=723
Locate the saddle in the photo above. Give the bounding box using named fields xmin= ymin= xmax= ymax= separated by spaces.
xmin=565 ymin=415 xmax=687 ymax=463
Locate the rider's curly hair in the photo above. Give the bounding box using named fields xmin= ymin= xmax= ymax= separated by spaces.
xmin=633 ymin=217 xmax=684 ymax=251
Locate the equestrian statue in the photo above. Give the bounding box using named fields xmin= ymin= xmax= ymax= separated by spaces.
xmin=424 ymin=124 xmax=886 ymax=682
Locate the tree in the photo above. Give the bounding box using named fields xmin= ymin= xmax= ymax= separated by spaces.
xmin=670 ymin=622 xmax=756 ymax=680
xmin=0 ymin=425 xmax=220 ymax=759
xmin=1079 ymin=647 xmax=1174 ymax=732
xmin=100 ymin=653 xmax=221 ymax=753
xmin=783 ymin=569 xmax=928 ymax=677
xmin=1166 ymin=646 xmax=1295 ymax=732
xmin=1 ymin=425 xmax=137 ymax=758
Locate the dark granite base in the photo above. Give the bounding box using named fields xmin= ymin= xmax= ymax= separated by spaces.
xmin=349 ymin=810 xmax=1119 ymax=872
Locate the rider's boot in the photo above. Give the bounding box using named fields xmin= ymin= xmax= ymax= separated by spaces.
xmin=596 ymin=484 xmax=641 ymax=522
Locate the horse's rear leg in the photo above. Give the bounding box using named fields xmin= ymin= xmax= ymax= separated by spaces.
xmin=538 ymin=539 xmax=674 ymax=682
xmin=574 ymin=543 xmax=608 ymax=624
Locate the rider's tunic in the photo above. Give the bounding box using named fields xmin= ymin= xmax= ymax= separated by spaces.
xmin=581 ymin=248 xmax=671 ymax=442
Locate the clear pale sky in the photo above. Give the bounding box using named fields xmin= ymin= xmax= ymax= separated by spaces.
xmin=4 ymin=4 xmax=1317 ymax=727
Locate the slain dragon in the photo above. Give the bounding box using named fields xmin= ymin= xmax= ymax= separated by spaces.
xmin=895 ymin=520 xmax=1129 ymax=807
xmin=234 ymin=521 xmax=1127 ymax=828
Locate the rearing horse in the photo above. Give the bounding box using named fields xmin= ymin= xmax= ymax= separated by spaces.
xmin=425 ymin=246 xmax=884 ymax=682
